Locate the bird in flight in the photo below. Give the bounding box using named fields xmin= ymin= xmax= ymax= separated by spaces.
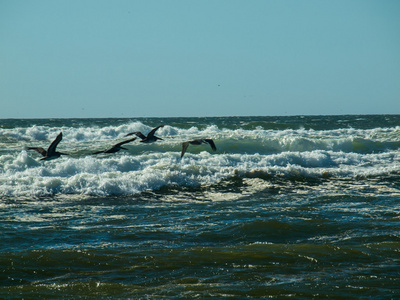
xmin=26 ymin=132 xmax=68 ymax=160
xmin=125 ymin=124 xmax=164 ymax=143
xmin=181 ymin=139 xmax=217 ymax=158
xmin=92 ymin=137 xmax=137 ymax=154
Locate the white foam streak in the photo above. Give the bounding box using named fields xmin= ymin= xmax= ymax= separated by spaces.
xmin=1 ymin=121 xmax=400 ymax=197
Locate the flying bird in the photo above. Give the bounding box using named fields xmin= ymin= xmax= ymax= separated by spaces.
xmin=125 ymin=124 xmax=164 ymax=143
xmin=181 ymin=139 xmax=217 ymax=158
xmin=92 ymin=137 xmax=137 ymax=154
xmin=26 ymin=132 xmax=67 ymax=160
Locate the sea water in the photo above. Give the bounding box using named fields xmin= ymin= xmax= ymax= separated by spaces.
xmin=1 ymin=115 xmax=399 ymax=298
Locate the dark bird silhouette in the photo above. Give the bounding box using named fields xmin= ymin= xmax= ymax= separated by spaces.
xmin=92 ymin=137 xmax=137 ymax=154
xmin=125 ymin=124 xmax=164 ymax=143
xmin=181 ymin=139 xmax=217 ymax=158
xmin=26 ymin=132 xmax=67 ymax=160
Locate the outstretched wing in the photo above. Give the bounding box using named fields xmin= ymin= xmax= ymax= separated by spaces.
xmin=47 ymin=132 xmax=63 ymax=155
xmin=204 ymin=139 xmax=217 ymax=151
xmin=125 ymin=131 xmax=146 ymax=139
xmin=27 ymin=147 xmax=47 ymax=157
xmin=114 ymin=137 xmax=137 ymax=147
xmin=181 ymin=141 xmax=190 ymax=158
xmin=147 ymin=124 xmax=164 ymax=138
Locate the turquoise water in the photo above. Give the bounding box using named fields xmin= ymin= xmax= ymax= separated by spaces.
xmin=1 ymin=115 xmax=400 ymax=298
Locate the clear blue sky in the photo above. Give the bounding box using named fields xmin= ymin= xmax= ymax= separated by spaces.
xmin=1 ymin=0 xmax=399 ymax=118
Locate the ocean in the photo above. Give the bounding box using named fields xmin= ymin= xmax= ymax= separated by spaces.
xmin=1 ymin=115 xmax=399 ymax=299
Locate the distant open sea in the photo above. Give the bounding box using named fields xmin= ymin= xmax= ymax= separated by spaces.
xmin=1 ymin=115 xmax=400 ymax=299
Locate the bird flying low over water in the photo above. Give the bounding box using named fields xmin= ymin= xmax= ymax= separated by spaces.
xmin=92 ymin=137 xmax=137 ymax=154
xmin=125 ymin=125 xmax=164 ymax=143
xmin=181 ymin=139 xmax=217 ymax=158
xmin=26 ymin=132 xmax=67 ymax=160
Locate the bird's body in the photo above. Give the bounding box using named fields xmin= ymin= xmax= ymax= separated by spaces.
xmin=27 ymin=132 xmax=67 ymax=160
xmin=93 ymin=137 xmax=137 ymax=154
xmin=125 ymin=125 xmax=164 ymax=143
xmin=181 ymin=139 xmax=217 ymax=158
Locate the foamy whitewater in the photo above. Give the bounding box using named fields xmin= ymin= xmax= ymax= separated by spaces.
xmin=1 ymin=116 xmax=400 ymax=198
xmin=1 ymin=116 xmax=400 ymax=298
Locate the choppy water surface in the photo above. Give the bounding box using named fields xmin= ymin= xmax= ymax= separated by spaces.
xmin=1 ymin=115 xmax=400 ymax=298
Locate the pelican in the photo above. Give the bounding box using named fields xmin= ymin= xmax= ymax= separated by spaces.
xmin=181 ymin=139 xmax=217 ymax=158
xmin=93 ymin=137 xmax=137 ymax=154
xmin=26 ymin=132 xmax=67 ymax=160
xmin=125 ymin=124 xmax=164 ymax=143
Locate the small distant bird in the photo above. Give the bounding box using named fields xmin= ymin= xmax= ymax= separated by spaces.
xmin=26 ymin=132 xmax=67 ymax=160
xmin=181 ymin=139 xmax=217 ymax=158
xmin=125 ymin=124 xmax=164 ymax=143
xmin=92 ymin=137 xmax=137 ymax=154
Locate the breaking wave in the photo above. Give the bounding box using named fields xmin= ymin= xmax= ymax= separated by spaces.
xmin=1 ymin=118 xmax=400 ymax=197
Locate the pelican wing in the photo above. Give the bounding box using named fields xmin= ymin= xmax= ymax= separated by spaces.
xmin=114 ymin=137 xmax=137 ymax=147
xmin=204 ymin=139 xmax=217 ymax=151
xmin=47 ymin=132 xmax=63 ymax=155
xmin=147 ymin=124 xmax=164 ymax=138
xmin=181 ymin=141 xmax=190 ymax=158
xmin=93 ymin=137 xmax=136 ymax=155
xmin=27 ymin=147 xmax=47 ymax=156
xmin=125 ymin=131 xmax=146 ymax=139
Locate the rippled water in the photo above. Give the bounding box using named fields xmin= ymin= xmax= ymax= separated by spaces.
xmin=1 ymin=115 xmax=400 ymax=298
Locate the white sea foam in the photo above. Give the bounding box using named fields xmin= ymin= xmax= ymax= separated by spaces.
xmin=1 ymin=120 xmax=400 ymax=197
